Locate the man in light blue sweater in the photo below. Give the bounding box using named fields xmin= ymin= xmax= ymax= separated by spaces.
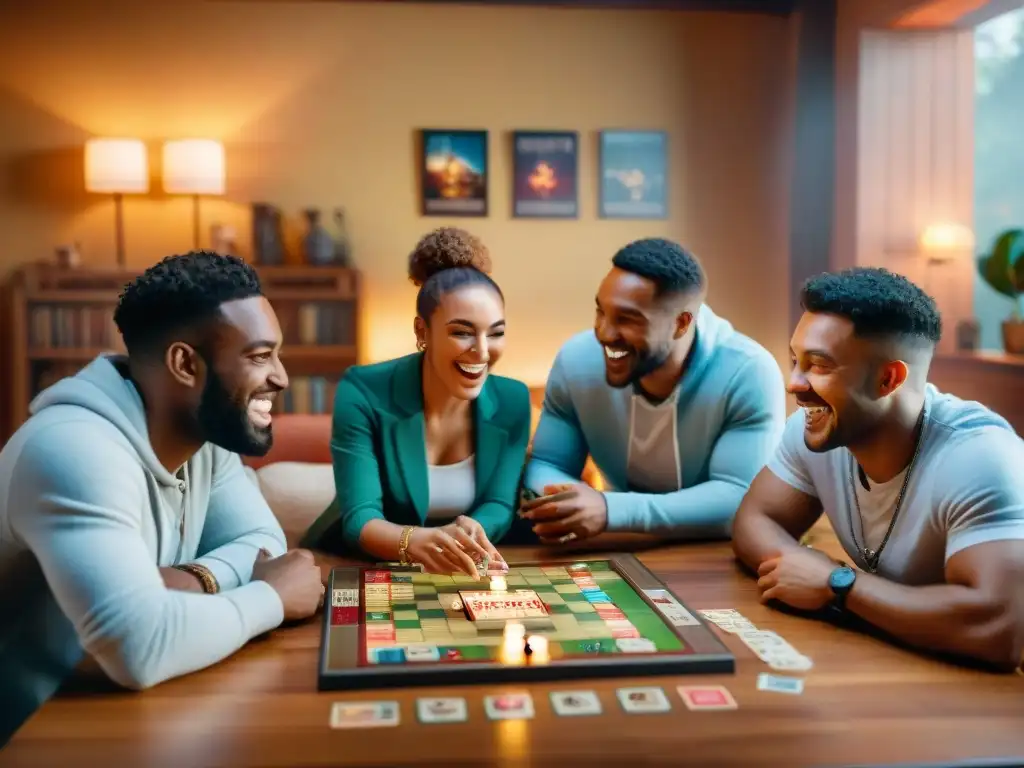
xmin=0 ymin=252 xmax=323 ymax=743
xmin=521 ymin=238 xmax=786 ymax=543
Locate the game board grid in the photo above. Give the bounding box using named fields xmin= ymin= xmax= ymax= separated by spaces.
xmin=358 ymin=562 xmax=688 ymax=663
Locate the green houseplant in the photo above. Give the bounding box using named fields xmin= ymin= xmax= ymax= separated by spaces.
xmin=977 ymin=228 xmax=1024 ymax=354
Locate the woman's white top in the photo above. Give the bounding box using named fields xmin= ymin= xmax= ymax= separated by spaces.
xmin=426 ymin=454 xmax=477 ymax=521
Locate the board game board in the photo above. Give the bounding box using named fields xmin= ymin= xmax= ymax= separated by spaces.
xmin=318 ymin=554 xmax=734 ymax=690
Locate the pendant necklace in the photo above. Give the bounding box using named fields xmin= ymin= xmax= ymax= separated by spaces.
xmin=847 ymin=405 xmax=927 ymax=574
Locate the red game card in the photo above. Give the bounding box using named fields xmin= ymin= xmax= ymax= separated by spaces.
xmin=677 ymin=685 xmax=738 ymax=711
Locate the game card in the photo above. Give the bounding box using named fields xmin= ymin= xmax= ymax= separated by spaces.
xmin=329 ymin=701 xmax=400 ymax=729
xmin=757 ymin=673 xmax=805 ymax=695
xmin=677 ymin=685 xmax=738 ymax=711
xmin=616 ymin=686 xmax=671 ymax=713
xmin=483 ymin=693 xmax=535 ymax=720
xmin=550 ymin=690 xmax=602 ymax=717
xmin=416 ymin=697 xmax=468 ymax=724
xmin=460 ymin=589 xmax=548 ymax=621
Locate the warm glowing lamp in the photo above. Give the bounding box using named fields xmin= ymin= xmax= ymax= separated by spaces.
xmin=84 ymin=138 xmax=149 ymax=266
xmin=162 ymin=139 xmax=226 ymax=249
xmin=919 ymin=222 xmax=974 ymax=262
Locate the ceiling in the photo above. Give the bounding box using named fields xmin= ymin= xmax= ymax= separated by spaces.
xmin=286 ymin=0 xmax=797 ymax=14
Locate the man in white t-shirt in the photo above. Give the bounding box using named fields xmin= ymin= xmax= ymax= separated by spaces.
xmin=732 ymin=266 xmax=1024 ymax=670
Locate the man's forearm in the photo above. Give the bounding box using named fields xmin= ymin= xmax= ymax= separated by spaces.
xmin=846 ymin=574 xmax=1018 ymax=669
xmin=732 ymin=510 xmax=804 ymax=571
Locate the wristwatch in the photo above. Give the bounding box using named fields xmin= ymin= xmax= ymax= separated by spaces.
xmin=827 ymin=565 xmax=856 ymax=610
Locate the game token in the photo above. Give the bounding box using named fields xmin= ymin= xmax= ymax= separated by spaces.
xmin=550 ymin=690 xmax=602 ymax=716
xmin=677 ymin=685 xmax=737 ymax=711
xmin=329 ymin=701 xmax=400 ymax=729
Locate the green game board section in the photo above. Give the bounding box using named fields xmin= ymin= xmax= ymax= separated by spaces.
xmin=361 ymin=560 xmax=687 ymax=664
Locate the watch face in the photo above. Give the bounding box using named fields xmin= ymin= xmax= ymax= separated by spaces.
xmin=830 ymin=567 xmax=856 ymax=590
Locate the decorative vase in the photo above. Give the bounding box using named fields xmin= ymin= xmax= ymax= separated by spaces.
xmin=332 ymin=207 xmax=352 ymax=267
xmin=252 ymin=204 xmax=284 ymax=265
xmin=303 ymin=208 xmax=335 ymax=266
xmin=1001 ymin=319 xmax=1024 ymax=355
xmin=955 ymin=318 xmax=980 ymax=351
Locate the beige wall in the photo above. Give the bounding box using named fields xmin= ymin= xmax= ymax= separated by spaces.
xmin=835 ymin=0 xmax=976 ymax=352
xmin=0 ymin=1 xmax=796 ymax=385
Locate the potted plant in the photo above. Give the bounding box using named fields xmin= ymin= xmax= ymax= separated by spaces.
xmin=977 ymin=228 xmax=1024 ymax=354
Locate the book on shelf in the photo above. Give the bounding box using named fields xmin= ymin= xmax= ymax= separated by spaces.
xmin=280 ymin=376 xmax=339 ymax=415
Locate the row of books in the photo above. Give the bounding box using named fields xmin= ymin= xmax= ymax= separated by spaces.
xmin=26 ymin=301 xmax=356 ymax=350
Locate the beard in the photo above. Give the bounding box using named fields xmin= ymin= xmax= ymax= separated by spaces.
xmin=194 ymin=368 xmax=274 ymax=457
xmin=605 ymin=340 xmax=673 ymax=389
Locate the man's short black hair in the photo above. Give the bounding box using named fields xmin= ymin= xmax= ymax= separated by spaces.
xmin=113 ymin=250 xmax=263 ymax=357
xmin=800 ymin=266 xmax=942 ymax=346
xmin=611 ymin=238 xmax=706 ymax=298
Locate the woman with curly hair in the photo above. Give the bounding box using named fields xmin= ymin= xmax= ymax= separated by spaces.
xmin=302 ymin=228 xmax=530 ymax=576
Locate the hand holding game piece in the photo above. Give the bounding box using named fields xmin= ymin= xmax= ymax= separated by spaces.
xmin=252 ymin=548 xmax=324 ymax=621
xmin=520 ymin=483 xmax=609 ymax=544
xmin=756 ymin=547 xmax=837 ymax=611
xmin=442 ymin=515 xmax=506 ymax=567
xmin=406 ymin=527 xmax=480 ymax=578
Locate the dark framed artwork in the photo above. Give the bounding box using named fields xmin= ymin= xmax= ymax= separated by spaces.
xmin=598 ymin=130 xmax=668 ymax=219
xmin=419 ymin=129 xmax=488 ymax=216
xmin=512 ymin=131 xmax=578 ymax=218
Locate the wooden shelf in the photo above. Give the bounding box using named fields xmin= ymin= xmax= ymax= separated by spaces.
xmin=3 ymin=261 xmax=363 ymax=440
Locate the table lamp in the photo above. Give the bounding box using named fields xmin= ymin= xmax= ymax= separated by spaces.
xmin=84 ymin=138 xmax=149 ymax=267
xmin=920 ymin=222 xmax=974 ymax=263
xmin=162 ymin=138 xmax=226 ymax=249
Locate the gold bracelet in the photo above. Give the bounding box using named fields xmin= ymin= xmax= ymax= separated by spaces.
xmin=398 ymin=526 xmax=417 ymax=565
xmin=173 ymin=563 xmax=220 ymax=594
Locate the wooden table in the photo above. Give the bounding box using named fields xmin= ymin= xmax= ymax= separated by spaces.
xmin=4 ymin=536 xmax=1024 ymax=768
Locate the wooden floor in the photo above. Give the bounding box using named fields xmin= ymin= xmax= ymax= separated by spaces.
xmin=5 ymin=533 xmax=1023 ymax=768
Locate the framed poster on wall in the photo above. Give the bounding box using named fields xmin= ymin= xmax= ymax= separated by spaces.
xmin=598 ymin=130 xmax=667 ymax=219
xmin=419 ymin=129 xmax=488 ymax=216
xmin=512 ymin=131 xmax=578 ymax=218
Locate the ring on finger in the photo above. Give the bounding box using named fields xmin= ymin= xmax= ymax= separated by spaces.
xmin=558 ymin=531 xmax=578 ymax=544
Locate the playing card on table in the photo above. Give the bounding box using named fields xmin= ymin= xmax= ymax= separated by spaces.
xmin=677 ymin=685 xmax=737 ymax=711
xmin=738 ymin=630 xmax=814 ymax=672
xmin=416 ymin=697 xmax=468 ymax=723
xmin=484 ymin=693 xmax=535 ymax=720
xmin=699 ymin=609 xmax=756 ymax=634
xmin=550 ymin=690 xmax=602 ymax=717
xmin=329 ymin=701 xmax=400 ymax=729
xmin=757 ymin=673 xmax=805 ymax=695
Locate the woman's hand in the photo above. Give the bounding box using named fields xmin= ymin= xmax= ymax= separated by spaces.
xmin=405 ymin=527 xmax=481 ymax=578
xmin=443 ymin=516 xmax=508 ymax=571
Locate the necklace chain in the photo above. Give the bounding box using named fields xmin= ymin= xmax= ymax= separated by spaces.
xmin=847 ymin=406 xmax=927 ymax=573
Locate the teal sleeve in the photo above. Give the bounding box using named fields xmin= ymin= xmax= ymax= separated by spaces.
xmin=604 ymin=352 xmax=787 ymax=537
xmin=194 ymin=449 xmax=288 ymax=590
xmin=8 ymin=423 xmax=284 ymax=691
xmin=325 ymin=375 xmax=388 ymax=549
xmin=524 ymin=351 xmax=589 ymax=491
xmin=469 ymin=383 xmax=532 ymax=542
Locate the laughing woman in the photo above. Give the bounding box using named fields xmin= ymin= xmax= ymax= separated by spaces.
xmin=302 ymin=228 xmax=530 ymax=576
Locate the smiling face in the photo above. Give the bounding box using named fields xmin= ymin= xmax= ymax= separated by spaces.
xmin=417 ymin=284 xmax=506 ymax=400
xmin=788 ymin=311 xmax=909 ymax=452
xmin=594 ymin=266 xmax=690 ymax=388
xmin=192 ymin=296 xmax=289 ymax=456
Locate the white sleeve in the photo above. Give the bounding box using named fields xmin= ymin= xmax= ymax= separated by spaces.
xmin=933 ymin=428 xmax=1024 ymax=560
xmin=9 ymin=423 xmax=284 ymax=690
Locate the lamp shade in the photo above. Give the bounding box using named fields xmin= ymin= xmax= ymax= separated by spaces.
xmin=162 ymin=139 xmax=225 ymax=195
xmin=85 ymin=138 xmax=149 ymax=194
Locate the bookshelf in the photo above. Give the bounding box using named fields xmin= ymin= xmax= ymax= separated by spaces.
xmin=3 ymin=262 xmax=361 ymax=442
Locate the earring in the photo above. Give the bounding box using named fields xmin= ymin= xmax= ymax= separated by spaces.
xmin=417 ymin=340 xmax=427 ymax=352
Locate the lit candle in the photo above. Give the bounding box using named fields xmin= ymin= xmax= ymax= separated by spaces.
xmin=526 ymin=634 xmax=549 ymax=662
xmin=490 ymin=575 xmax=508 ymax=592
xmin=503 ymin=621 xmax=525 ymax=639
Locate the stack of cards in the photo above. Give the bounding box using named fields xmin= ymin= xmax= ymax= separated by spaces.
xmin=756 ymin=673 xmax=805 ymax=695
xmin=329 ymin=701 xmax=400 ymax=729
xmin=699 ymin=609 xmax=813 ymax=673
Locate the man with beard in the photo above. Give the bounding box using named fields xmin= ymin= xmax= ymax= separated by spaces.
xmin=520 ymin=237 xmax=786 ymax=544
xmin=732 ymin=267 xmax=1024 ymax=670
xmin=0 ymin=251 xmax=324 ymax=743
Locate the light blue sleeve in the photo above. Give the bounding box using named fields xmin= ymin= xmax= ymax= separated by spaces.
xmin=765 ymin=410 xmax=819 ymax=497
xmin=934 ymin=427 xmax=1024 ymax=560
xmin=523 ymin=349 xmax=590 ymax=491
xmin=603 ymin=351 xmax=787 ymax=537
xmin=193 ymin=448 xmax=288 ymax=591
xmin=9 ymin=423 xmax=284 ymax=691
